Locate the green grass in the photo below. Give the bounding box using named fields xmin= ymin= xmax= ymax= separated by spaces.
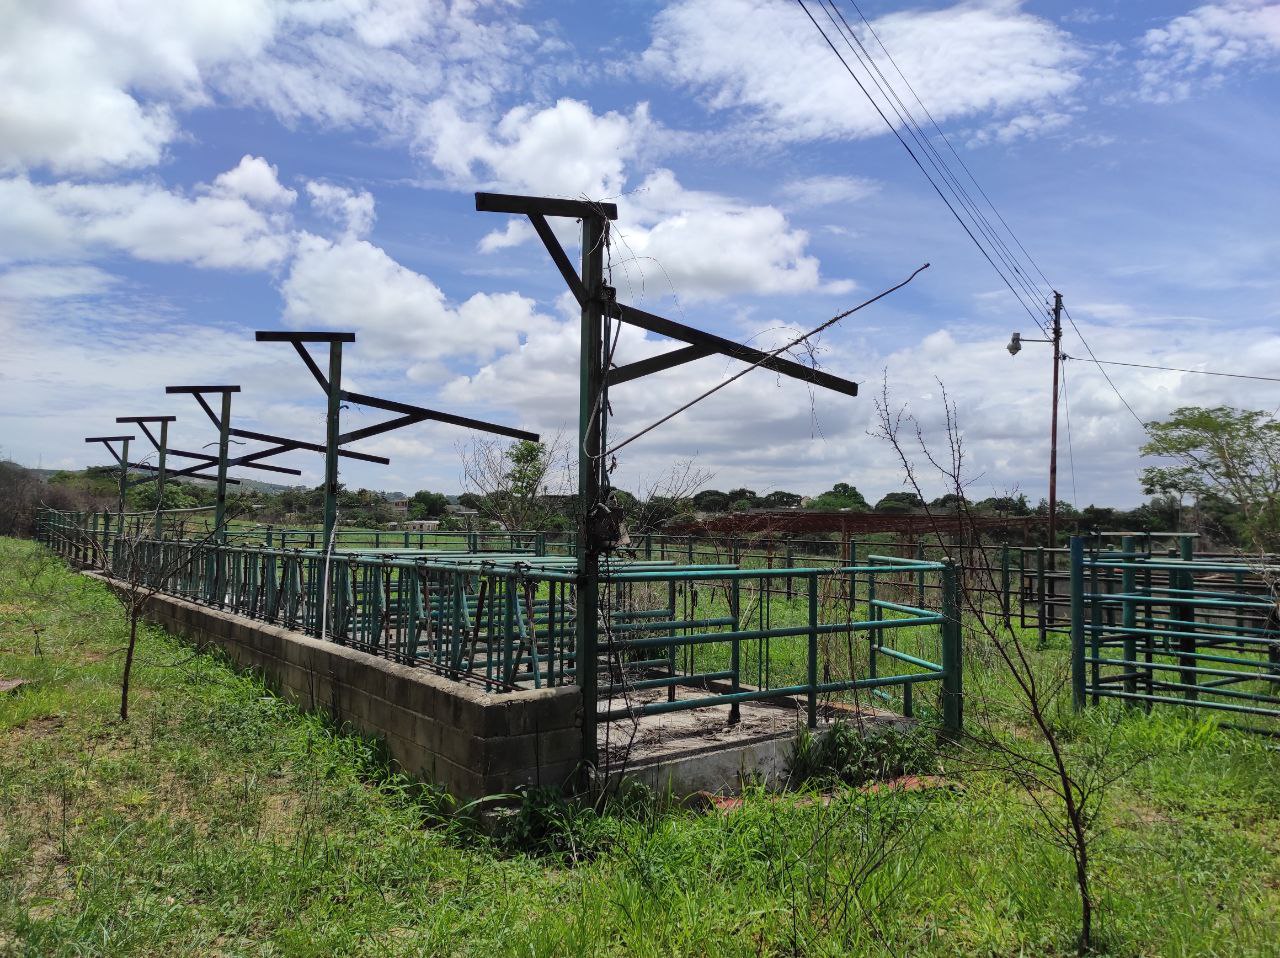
xmin=2 ymin=537 xmax=1280 ymax=956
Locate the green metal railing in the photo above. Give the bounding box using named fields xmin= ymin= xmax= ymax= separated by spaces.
xmin=37 ymin=509 xmax=964 ymax=749
xmin=1070 ymin=536 xmax=1280 ymax=723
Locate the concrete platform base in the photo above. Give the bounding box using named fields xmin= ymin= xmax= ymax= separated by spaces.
xmin=596 ymin=693 xmax=908 ymax=796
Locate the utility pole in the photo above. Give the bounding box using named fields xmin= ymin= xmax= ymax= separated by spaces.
xmin=1048 ymin=291 xmax=1063 ymax=549
xmin=1007 ymin=291 xmax=1065 ymax=549
xmin=577 ymin=209 xmax=607 ymax=774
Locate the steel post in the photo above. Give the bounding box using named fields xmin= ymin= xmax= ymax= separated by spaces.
xmin=323 ymin=341 xmax=344 ymax=550
xmin=1070 ymin=536 xmax=1086 ymax=709
xmin=576 ymin=211 xmax=606 ymax=776
xmin=941 ymin=558 xmax=963 ymax=737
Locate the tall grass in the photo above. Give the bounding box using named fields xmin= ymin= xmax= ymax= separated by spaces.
xmin=1 ymin=537 xmax=1278 ymax=956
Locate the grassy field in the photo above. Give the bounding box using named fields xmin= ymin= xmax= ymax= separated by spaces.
xmin=2 ymin=536 xmax=1279 ymax=956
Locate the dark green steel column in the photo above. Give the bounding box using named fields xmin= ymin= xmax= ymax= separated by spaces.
xmin=576 ymin=212 xmax=606 ymax=776
xmin=322 ymin=341 xmax=344 ymax=551
xmin=214 ymin=391 xmax=232 ymax=542
xmin=116 ymin=437 xmax=130 ymax=539
xmin=153 ymin=419 xmax=169 ymax=538
xmin=1120 ymin=535 xmax=1136 ymax=697
xmin=806 ymin=572 xmax=819 ymax=728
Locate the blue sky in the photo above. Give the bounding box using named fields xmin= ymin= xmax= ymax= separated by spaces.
xmin=2 ymin=0 xmax=1278 ymax=506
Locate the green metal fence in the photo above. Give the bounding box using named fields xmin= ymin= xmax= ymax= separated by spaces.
xmin=1070 ymin=536 xmax=1280 ymax=723
xmin=37 ymin=509 xmax=964 ymax=751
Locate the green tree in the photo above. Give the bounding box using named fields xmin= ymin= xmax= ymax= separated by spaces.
xmin=807 ymin=482 xmax=869 ymax=511
xmin=408 ymin=490 xmax=448 ymax=520
xmin=762 ymin=490 xmax=803 ymax=508
xmin=692 ymin=489 xmax=729 ymax=512
xmin=874 ymin=492 xmax=924 ymax=513
xmin=1140 ymin=405 xmax=1280 ymax=550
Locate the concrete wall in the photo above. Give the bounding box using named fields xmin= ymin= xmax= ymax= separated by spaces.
xmin=97 ymin=577 xmax=582 ymax=800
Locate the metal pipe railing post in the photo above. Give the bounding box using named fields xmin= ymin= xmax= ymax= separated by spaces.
xmin=941 ymin=558 xmax=962 ymax=737
xmin=1070 ymin=536 xmax=1086 ymax=709
xmin=806 ymin=572 xmax=819 ymax=728
xmin=1121 ymin=535 xmax=1137 ymax=698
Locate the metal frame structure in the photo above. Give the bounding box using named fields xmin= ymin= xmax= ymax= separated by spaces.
xmin=475 ymin=191 xmax=865 ymax=768
xmin=1070 ymin=535 xmax=1280 ymax=723
xmin=253 ymin=330 xmax=538 ymax=552
xmin=38 ymin=511 xmax=962 ymax=741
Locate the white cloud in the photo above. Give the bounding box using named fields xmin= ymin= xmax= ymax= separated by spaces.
xmin=0 ymin=265 xmax=118 ymax=301
xmin=214 ymin=155 xmax=297 ymax=207
xmin=642 ymin=0 xmax=1085 ymax=143
xmin=782 ymin=175 xmax=880 ymax=208
xmin=0 ymin=0 xmax=277 ymax=174
xmin=419 ymin=98 xmax=648 ymax=198
xmin=1138 ymin=1 xmax=1280 ymax=102
xmin=0 ymin=160 xmax=294 ymax=270
xmin=281 ymin=232 xmax=557 ymax=372
xmin=615 ymin=169 xmax=854 ymax=300
xmin=306 ymin=181 xmax=376 ymax=238
xmin=478 ymin=218 xmax=535 ymax=253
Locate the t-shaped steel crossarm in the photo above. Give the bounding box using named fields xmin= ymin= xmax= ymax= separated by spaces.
xmin=253 ymin=329 xmax=539 ymax=548
xmin=474 ymin=192 xmax=859 ymax=398
xmin=475 ymin=191 xmax=861 ymax=775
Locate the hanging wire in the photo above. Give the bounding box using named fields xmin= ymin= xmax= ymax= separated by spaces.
xmin=1061 ymin=358 xmax=1080 ymax=509
xmin=795 ymin=0 xmax=1053 ymax=334
xmin=1063 ymin=355 xmax=1280 ymax=384
xmin=604 ymin=263 xmax=929 ymax=457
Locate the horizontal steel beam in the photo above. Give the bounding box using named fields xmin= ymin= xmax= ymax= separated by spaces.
xmin=475 ymin=191 xmax=617 ymax=221
xmin=617 ymin=303 xmax=858 ymax=397
xmin=85 ymin=435 xmax=134 ymax=443
xmin=165 ymin=385 xmax=241 ymax=394
xmin=227 ymin=427 xmax=391 ymax=465
xmin=255 ymin=330 xmax=355 ymax=343
xmin=608 ymin=344 xmax=716 ymax=385
xmin=341 ymin=389 xmax=539 ymax=443
xmin=116 ymin=415 xmax=176 ymax=423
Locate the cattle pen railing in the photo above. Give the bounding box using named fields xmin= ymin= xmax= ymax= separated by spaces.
xmin=1070 ymin=536 xmax=1280 ymax=726
xmin=38 ymin=509 xmax=963 ymax=756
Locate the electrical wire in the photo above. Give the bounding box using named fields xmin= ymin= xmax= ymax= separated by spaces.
xmin=1063 ymin=355 xmax=1280 ymax=384
xmin=796 ymin=0 xmax=1053 ymax=335
xmin=1061 ymin=359 xmax=1079 ymax=509
xmin=821 ymin=0 xmax=1053 ymax=332
xmin=1061 ymin=305 xmax=1149 ymax=432
xmin=843 ymin=0 xmax=1058 ymax=305
xmin=603 ymin=262 xmax=929 ymax=457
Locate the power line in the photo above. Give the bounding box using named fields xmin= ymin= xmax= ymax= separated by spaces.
xmin=604 ymin=263 xmax=929 ymax=457
xmin=1061 ymin=359 xmax=1079 ymax=507
xmin=823 ymin=0 xmax=1054 ymax=332
xmin=795 ymin=0 xmax=1052 ymax=335
xmin=1063 ymin=355 xmax=1280 ymax=384
xmin=1060 ymin=305 xmax=1148 ymax=432
xmin=843 ymin=0 xmax=1058 ymax=302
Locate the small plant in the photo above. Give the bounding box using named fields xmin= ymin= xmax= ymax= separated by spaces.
xmin=786 ymin=719 xmax=939 ymax=788
xmin=500 ymin=786 xmax=611 ymax=863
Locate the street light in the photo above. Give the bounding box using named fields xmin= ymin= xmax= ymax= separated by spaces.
xmin=1008 ymin=291 xmax=1064 ymax=547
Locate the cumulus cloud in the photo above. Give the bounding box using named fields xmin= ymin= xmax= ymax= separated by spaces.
xmin=0 ymin=157 xmax=295 ymax=270
xmin=306 ymin=181 xmax=376 ymax=238
xmin=281 ymin=232 xmax=557 ymax=375
xmin=1138 ymin=1 xmax=1280 ymax=102
xmin=420 ymin=98 xmax=647 ymax=198
xmin=642 ymin=0 xmax=1085 ymax=143
xmin=0 ymin=0 xmax=277 ymax=174
xmin=614 ymin=169 xmax=854 ymax=300
xmin=213 ymin=155 xmax=297 ymax=207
